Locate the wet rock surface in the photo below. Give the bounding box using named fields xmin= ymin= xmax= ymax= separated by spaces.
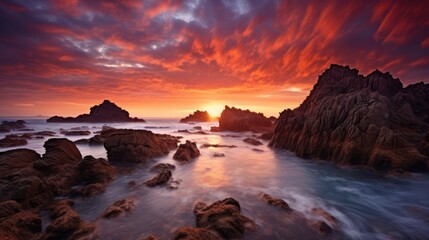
xmin=173 ymin=227 xmax=221 ymax=240
xmin=0 ymin=136 xmax=118 ymax=239
xmin=173 ymin=140 xmax=200 ymax=162
xmin=243 ymin=137 xmax=263 ymax=146
xmin=0 ymin=135 xmax=28 ymax=147
xmin=270 ymin=64 xmax=429 ymax=172
xmin=42 ymin=200 xmax=96 ymax=240
xmin=102 ymin=129 xmax=179 ymax=163
xmin=102 ymin=197 xmax=136 ymax=219
xmin=261 ymin=193 xmax=292 ymax=211
xmin=213 ymin=153 xmax=225 ymax=157
xmin=76 ymin=155 xmax=116 ymax=184
xmin=61 ymin=130 xmax=91 ymax=136
xmin=0 ymin=209 xmax=42 ymax=239
xmin=0 ymin=120 xmax=27 ymax=132
xmin=47 ymin=100 xmax=146 ymax=123
xmin=150 ymin=163 xmax=176 ymax=173
xmin=145 ymin=169 xmax=172 ymax=187
xmin=192 ymin=198 xmax=256 ymax=239
xmin=200 ymin=144 xmax=237 ymax=148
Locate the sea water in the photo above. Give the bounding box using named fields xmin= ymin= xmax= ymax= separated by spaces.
xmin=1 ymin=118 xmax=429 ymax=239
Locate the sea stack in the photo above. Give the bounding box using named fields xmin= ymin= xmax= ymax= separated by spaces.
xmin=215 ymin=106 xmax=273 ymax=132
xmin=180 ymin=110 xmax=212 ymax=123
xmin=47 ymin=100 xmax=145 ymax=123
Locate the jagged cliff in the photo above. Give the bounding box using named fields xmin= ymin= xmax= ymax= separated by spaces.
xmin=269 ymin=64 xmax=429 ymax=172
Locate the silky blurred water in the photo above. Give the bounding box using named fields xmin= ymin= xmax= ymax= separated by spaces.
xmin=1 ymin=118 xmax=429 ymax=239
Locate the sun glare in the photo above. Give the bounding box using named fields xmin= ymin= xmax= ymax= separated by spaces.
xmin=204 ymin=104 xmax=224 ymax=117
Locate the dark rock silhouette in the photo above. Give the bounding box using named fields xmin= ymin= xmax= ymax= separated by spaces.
xmin=200 ymin=144 xmax=237 ymax=148
xmin=102 ymin=197 xmax=136 ymax=219
xmin=102 ymin=129 xmax=179 ymax=163
xmin=0 ymin=135 xmax=28 ymax=147
xmin=76 ymin=155 xmax=116 ymax=184
xmin=261 ymin=193 xmax=291 ymax=211
xmin=173 ymin=140 xmax=200 ymax=162
xmin=62 ymin=130 xmax=91 ymax=136
xmin=150 ymin=163 xmax=176 ymax=173
xmin=47 ymin=100 xmax=145 ymax=123
xmin=145 ymin=169 xmax=172 ymax=187
xmin=270 ymin=64 xmax=429 ymax=172
xmin=0 ymin=120 xmax=27 ymax=132
xmin=243 ymin=138 xmax=263 ymax=146
xmin=180 ymin=110 xmax=213 ymax=123
xmin=41 ymin=200 xmax=95 ymax=240
xmin=173 ymin=227 xmax=221 ymax=240
xmin=192 ymin=198 xmax=256 ymax=239
xmin=0 ymin=139 xmax=116 ymax=206
xmin=216 ymin=106 xmax=273 ymax=132
xmin=0 ymin=209 xmax=42 ymax=239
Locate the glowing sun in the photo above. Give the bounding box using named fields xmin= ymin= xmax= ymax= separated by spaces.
xmin=204 ymin=104 xmax=224 ymax=118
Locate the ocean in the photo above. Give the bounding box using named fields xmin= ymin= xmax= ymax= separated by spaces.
xmin=1 ymin=118 xmax=429 ymax=239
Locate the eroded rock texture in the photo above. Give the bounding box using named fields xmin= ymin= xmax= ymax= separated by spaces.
xmin=270 ymin=64 xmax=429 ymax=172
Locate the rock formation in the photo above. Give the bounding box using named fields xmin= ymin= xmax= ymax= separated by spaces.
xmin=216 ymin=106 xmax=273 ymax=132
xmin=145 ymin=169 xmax=172 ymax=187
xmin=0 ymin=135 xmax=28 ymax=147
xmin=270 ymin=64 xmax=429 ymax=172
xmin=102 ymin=197 xmax=136 ymax=219
xmin=243 ymin=138 xmax=263 ymax=146
xmin=150 ymin=163 xmax=176 ymax=173
xmin=102 ymin=129 xmax=179 ymax=163
xmin=173 ymin=198 xmax=255 ymax=239
xmin=0 ymin=137 xmax=119 ymax=239
xmin=0 ymin=120 xmax=27 ymax=132
xmin=47 ymin=100 xmax=145 ymax=123
xmin=41 ymin=200 xmax=96 ymax=240
xmin=173 ymin=140 xmax=200 ymax=162
xmin=180 ymin=110 xmax=213 ymax=123
xmin=261 ymin=193 xmax=291 ymax=211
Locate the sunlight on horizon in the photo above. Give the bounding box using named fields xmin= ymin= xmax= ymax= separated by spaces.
xmin=203 ymin=103 xmax=225 ymax=118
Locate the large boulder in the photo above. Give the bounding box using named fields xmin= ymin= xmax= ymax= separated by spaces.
xmin=0 ymin=210 xmax=42 ymax=239
xmin=0 ymin=135 xmax=28 ymax=148
xmin=260 ymin=193 xmax=291 ymax=211
xmin=173 ymin=140 xmax=200 ymax=162
xmin=0 ymin=149 xmax=54 ymax=208
xmin=102 ymin=197 xmax=136 ymax=219
xmin=0 ymin=200 xmax=23 ymax=218
xmin=217 ymin=106 xmax=273 ymax=132
xmin=180 ymin=110 xmax=213 ymax=123
xmin=0 ymin=120 xmax=27 ymax=132
xmin=173 ymin=227 xmax=221 ymax=240
xmin=270 ymin=64 xmax=429 ymax=172
xmin=75 ymin=156 xmax=116 ymax=184
xmin=41 ymin=200 xmax=96 ymax=240
xmin=33 ymin=138 xmax=82 ymax=174
xmin=193 ymin=198 xmax=256 ymax=239
xmin=103 ymin=129 xmax=179 ymax=163
xmin=145 ymin=169 xmax=172 ymax=187
xmin=0 ymin=149 xmax=39 ymax=177
xmin=47 ymin=100 xmax=146 ymax=123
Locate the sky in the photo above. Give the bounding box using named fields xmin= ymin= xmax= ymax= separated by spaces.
xmin=0 ymin=0 xmax=428 ymax=118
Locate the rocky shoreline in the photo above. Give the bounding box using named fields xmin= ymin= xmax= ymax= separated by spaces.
xmin=0 ymin=126 xmax=343 ymax=239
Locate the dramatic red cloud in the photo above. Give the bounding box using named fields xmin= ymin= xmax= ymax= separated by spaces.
xmin=0 ymin=0 xmax=428 ymax=117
